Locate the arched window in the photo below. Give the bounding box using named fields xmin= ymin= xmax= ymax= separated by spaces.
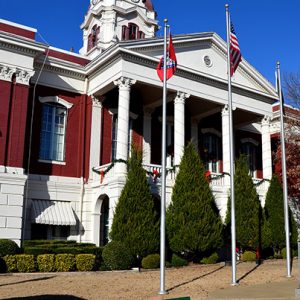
xmin=202 ymin=132 xmax=221 ymax=173
xmin=128 ymin=23 xmax=138 ymax=40
xmin=39 ymin=96 xmax=73 ymax=162
xmin=87 ymin=25 xmax=100 ymax=51
xmin=121 ymin=23 xmax=144 ymax=41
xmin=241 ymin=138 xmax=259 ymax=178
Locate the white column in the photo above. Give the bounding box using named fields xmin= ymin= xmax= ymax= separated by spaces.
xmin=143 ymin=107 xmax=153 ymax=165
xmin=174 ymin=91 xmax=190 ymax=166
xmin=191 ymin=118 xmax=199 ymax=151
xmin=114 ymin=77 xmax=136 ymax=174
xmin=222 ymin=105 xmax=230 ymax=183
xmin=261 ymin=116 xmax=272 ymax=180
xmin=89 ymin=96 xmax=103 ymax=177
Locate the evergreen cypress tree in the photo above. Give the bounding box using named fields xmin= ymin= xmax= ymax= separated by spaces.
xmin=110 ymin=147 xmax=159 ymax=261
xmin=264 ymin=175 xmax=298 ymax=250
xmin=225 ymin=155 xmax=261 ymax=251
xmin=166 ymin=142 xmax=223 ymax=260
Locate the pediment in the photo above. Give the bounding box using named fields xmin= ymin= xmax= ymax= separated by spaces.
xmin=122 ymin=33 xmax=277 ymax=98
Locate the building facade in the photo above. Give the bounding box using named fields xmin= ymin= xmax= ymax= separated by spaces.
xmin=0 ymin=0 xmax=279 ymax=246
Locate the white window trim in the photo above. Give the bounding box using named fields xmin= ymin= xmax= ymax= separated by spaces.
xmin=39 ymin=96 xmax=72 ymax=163
xmin=201 ymin=128 xmax=222 ymax=138
xmin=240 ymin=137 xmax=259 ymax=147
xmin=39 ymin=96 xmax=73 ymax=109
xmin=241 ymin=139 xmax=258 ymax=178
xmin=38 ymin=159 xmax=66 ymax=165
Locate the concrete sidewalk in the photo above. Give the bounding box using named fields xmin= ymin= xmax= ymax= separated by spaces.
xmin=209 ymin=278 xmax=299 ymax=299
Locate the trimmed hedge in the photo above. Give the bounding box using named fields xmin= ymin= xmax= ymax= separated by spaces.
xmin=0 ymin=239 xmax=19 ymax=257
xmin=37 ymin=254 xmax=55 ymax=272
xmin=55 ymin=254 xmax=75 ymax=272
xmin=141 ymin=254 xmax=160 ymax=269
xmin=242 ymin=251 xmax=256 ymax=262
xmin=200 ymin=252 xmax=219 ymax=264
xmin=23 ymin=240 xmax=77 ymax=247
xmin=3 ymin=255 xmax=17 ymax=272
xmin=24 ymin=247 xmax=53 ymax=256
xmin=16 ymin=255 xmax=36 ymax=272
xmin=76 ymin=254 xmax=96 ymax=271
xmin=171 ymin=254 xmax=188 ymax=267
xmin=102 ymin=241 xmax=133 ymax=270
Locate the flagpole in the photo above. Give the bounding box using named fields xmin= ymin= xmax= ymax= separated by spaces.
xmin=277 ymin=61 xmax=292 ymax=278
xmin=225 ymin=4 xmax=237 ymax=285
xmin=159 ymin=18 xmax=168 ymax=295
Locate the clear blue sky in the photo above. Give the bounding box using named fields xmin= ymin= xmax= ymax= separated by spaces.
xmin=1 ymin=0 xmax=299 ymax=87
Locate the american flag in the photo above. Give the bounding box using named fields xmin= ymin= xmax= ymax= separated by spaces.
xmin=230 ymin=22 xmax=242 ymax=76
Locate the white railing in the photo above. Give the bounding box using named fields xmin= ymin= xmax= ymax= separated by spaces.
xmin=92 ymin=163 xmax=270 ymax=198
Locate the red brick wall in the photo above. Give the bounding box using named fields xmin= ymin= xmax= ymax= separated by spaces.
xmin=101 ymin=107 xmax=113 ymax=165
xmin=0 ymin=22 xmax=36 ymax=40
xmin=28 ymin=85 xmax=91 ymax=179
xmin=0 ymin=80 xmax=13 ymax=165
xmin=7 ymin=82 xmax=30 ymax=168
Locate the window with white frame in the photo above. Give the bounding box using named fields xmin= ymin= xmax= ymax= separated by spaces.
xmin=202 ymin=132 xmax=221 ymax=173
xmin=39 ymin=96 xmax=72 ymax=163
xmin=111 ymin=114 xmax=118 ymax=161
xmin=241 ymin=138 xmax=258 ymax=178
xmin=111 ymin=115 xmax=133 ymax=160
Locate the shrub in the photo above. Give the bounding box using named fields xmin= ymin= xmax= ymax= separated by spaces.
xmin=242 ymin=251 xmax=256 ymax=262
xmin=23 ymin=240 xmax=77 ymax=247
xmin=0 ymin=239 xmax=19 ymax=257
xmin=171 ymin=254 xmax=188 ymax=267
xmin=166 ymin=142 xmax=223 ymax=261
xmin=76 ymin=254 xmax=96 ymax=271
xmin=141 ymin=254 xmax=160 ymax=269
xmin=0 ymin=257 xmax=6 ymax=273
xmin=226 ymin=156 xmax=261 ymax=250
xmin=110 ymin=147 xmax=159 ymax=261
xmin=200 ymin=252 xmax=219 ymax=264
xmin=102 ymin=241 xmax=133 ymax=270
xmin=55 ymin=254 xmax=75 ymax=272
xmin=52 ymin=247 xmax=82 ymax=255
xmin=16 ymin=255 xmax=36 ymax=272
xmin=3 ymin=255 xmax=17 ymax=272
xmin=37 ymin=254 xmax=55 ymax=272
xmin=24 ymin=247 xmax=53 ymax=256
xmin=264 ymin=176 xmax=298 ymax=250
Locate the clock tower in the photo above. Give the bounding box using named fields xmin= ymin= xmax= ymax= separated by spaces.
xmin=80 ymin=0 xmax=158 ymax=58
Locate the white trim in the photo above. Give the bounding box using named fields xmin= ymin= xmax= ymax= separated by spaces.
xmin=201 ymin=128 xmax=222 ymax=138
xmin=38 ymin=159 xmax=66 ymax=166
xmin=240 ymin=137 xmax=259 ymax=147
xmin=0 ymin=19 xmax=37 ymax=33
xmin=39 ymin=96 xmax=73 ymax=109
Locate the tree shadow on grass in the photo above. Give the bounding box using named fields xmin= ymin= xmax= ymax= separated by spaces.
xmin=167 ymin=265 xmax=225 ymax=292
xmin=4 ymin=296 xmax=85 ymax=300
xmin=0 ymin=276 xmax=56 ymax=287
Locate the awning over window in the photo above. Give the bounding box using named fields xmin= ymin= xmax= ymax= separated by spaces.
xmin=31 ymin=200 xmax=77 ymax=226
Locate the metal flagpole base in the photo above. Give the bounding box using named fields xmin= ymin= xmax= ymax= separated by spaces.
xmin=231 ymin=282 xmax=239 ymax=286
xmin=158 ymin=290 xmax=168 ymax=295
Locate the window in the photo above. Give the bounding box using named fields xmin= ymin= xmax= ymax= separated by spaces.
xmin=39 ymin=96 xmax=72 ymax=163
xmin=241 ymin=141 xmax=257 ymax=177
xmin=121 ymin=23 xmax=144 ymax=41
xmin=87 ymin=25 xmax=100 ymax=51
xmin=203 ymin=133 xmax=221 ymax=173
xmin=111 ymin=114 xmax=133 ymax=160
xmin=39 ymin=104 xmax=67 ymax=162
xmin=111 ymin=114 xmax=118 ymax=161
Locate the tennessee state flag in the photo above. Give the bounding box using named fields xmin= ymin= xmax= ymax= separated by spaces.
xmin=156 ymin=34 xmax=177 ymax=81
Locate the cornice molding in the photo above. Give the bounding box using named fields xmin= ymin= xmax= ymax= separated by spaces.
xmin=0 ymin=40 xmax=41 ymax=57
xmin=33 ymin=62 xmax=86 ymax=81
